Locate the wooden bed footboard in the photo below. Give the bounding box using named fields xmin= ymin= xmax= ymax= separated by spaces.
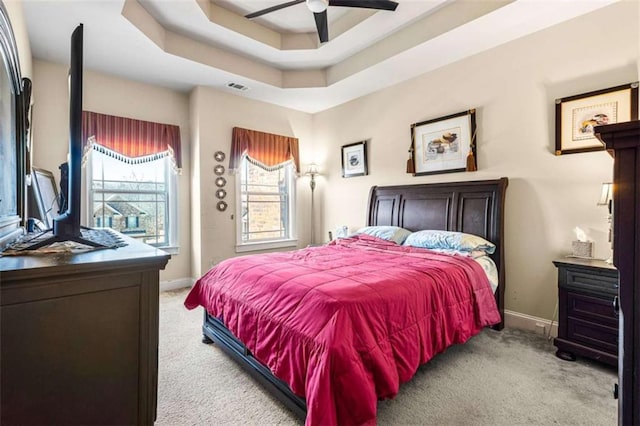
xmin=202 ymin=311 xmax=307 ymax=419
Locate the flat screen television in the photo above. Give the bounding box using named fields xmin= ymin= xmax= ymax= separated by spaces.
xmin=20 ymin=24 xmax=120 ymax=250
xmin=52 ymin=24 xmax=85 ymax=240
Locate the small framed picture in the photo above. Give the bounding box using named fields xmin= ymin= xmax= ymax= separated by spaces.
xmin=411 ymin=109 xmax=476 ymax=176
xmin=30 ymin=168 xmax=61 ymax=228
xmin=555 ymin=82 xmax=638 ymax=155
xmin=341 ymin=141 xmax=368 ymax=178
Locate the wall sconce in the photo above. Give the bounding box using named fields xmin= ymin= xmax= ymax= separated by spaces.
xmin=305 ymin=163 xmax=319 ymax=244
xmin=597 ymin=182 xmax=613 ymax=209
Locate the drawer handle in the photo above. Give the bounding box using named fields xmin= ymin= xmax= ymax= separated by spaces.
xmin=613 ymin=296 xmax=619 ymax=315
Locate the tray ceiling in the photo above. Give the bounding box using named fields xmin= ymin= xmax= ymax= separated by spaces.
xmin=24 ymin=0 xmax=619 ymax=113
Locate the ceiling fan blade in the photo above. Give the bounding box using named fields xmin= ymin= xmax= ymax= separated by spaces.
xmin=328 ymin=0 xmax=398 ymax=11
xmin=245 ymin=0 xmax=305 ymax=19
xmin=313 ymin=11 xmax=329 ymax=43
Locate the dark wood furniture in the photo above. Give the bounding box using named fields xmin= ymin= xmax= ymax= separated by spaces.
xmin=201 ymin=177 xmax=508 ymax=420
xmin=595 ymin=121 xmax=640 ymax=426
xmin=553 ymin=257 xmax=618 ymax=366
xmin=0 ymin=235 xmax=170 ymax=425
xmin=0 ymin=2 xmax=29 ymax=250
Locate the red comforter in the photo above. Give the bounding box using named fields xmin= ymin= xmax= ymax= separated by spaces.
xmin=184 ymin=235 xmax=500 ymax=425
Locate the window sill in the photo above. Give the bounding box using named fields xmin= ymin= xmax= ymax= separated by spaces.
xmin=235 ymin=239 xmax=298 ymax=253
xmin=155 ymin=246 xmax=179 ymax=255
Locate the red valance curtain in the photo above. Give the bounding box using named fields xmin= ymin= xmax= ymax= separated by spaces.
xmin=229 ymin=127 xmax=300 ymax=172
xmin=82 ymin=111 xmax=182 ymax=173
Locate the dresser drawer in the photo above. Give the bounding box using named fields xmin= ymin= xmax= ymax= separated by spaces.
xmin=563 ymin=268 xmax=618 ymax=295
xmin=567 ymin=317 xmax=617 ymax=355
xmin=567 ymin=291 xmax=617 ymax=327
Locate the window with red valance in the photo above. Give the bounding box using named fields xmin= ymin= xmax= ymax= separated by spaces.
xmin=230 ymin=127 xmax=300 ymax=250
xmin=229 ymin=127 xmax=300 ymax=173
xmin=83 ymin=111 xmax=181 ymax=250
xmin=82 ymin=111 xmax=182 ymax=173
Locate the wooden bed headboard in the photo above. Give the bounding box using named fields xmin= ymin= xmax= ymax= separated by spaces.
xmin=367 ymin=177 xmax=509 ymax=329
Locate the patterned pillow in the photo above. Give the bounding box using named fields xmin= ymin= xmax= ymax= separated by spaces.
xmin=355 ymin=226 xmax=412 ymax=245
xmin=403 ymin=230 xmax=495 ymax=254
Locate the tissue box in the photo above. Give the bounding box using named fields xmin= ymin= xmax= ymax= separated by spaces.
xmin=571 ymin=240 xmax=593 ymax=258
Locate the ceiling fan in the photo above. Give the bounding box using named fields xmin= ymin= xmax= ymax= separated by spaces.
xmin=245 ymin=0 xmax=399 ymax=43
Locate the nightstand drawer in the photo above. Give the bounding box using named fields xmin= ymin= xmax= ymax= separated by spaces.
xmin=567 ymin=317 xmax=617 ymax=355
xmin=554 ymin=258 xmax=618 ymax=366
xmin=567 ymin=291 xmax=617 ymax=327
xmin=564 ymin=268 xmax=618 ymax=295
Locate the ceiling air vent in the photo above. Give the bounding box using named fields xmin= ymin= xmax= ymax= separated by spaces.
xmin=226 ymin=82 xmax=249 ymax=91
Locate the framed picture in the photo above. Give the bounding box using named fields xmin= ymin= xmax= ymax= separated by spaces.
xmin=555 ymin=82 xmax=638 ymax=155
xmin=411 ymin=109 xmax=476 ymax=176
xmin=28 ymin=168 xmax=61 ymax=228
xmin=341 ymin=140 xmax=368 ymax=178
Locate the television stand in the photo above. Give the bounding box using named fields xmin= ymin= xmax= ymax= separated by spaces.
xmin=0 ymin=233 xmax=170 ymax=425
xmin=14 ymin=227 xmax=126 ymax=251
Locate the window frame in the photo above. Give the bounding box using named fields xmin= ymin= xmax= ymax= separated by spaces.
xmin=234 ymin=156 xmax=297 ymax=253
xmin=85 ymin=148 xmax=179 ymax=254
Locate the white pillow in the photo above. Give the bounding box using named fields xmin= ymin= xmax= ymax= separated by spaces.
xmin=355 ymin=226 xmax=412 ymax=245
xmin=403 ymin=230 xmax=495 ymax=254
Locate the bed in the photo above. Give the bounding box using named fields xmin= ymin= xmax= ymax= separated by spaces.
xmin=185 ymin=177 xmax=508 ymax=425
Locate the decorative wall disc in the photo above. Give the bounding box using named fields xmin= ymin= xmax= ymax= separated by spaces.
xmin=214 ymin=151 xmax=225 ymax=162
xmin=215 ymin=188 xmax=226 ymax=199
xmin=214 ymin=164 xmax=225 ymax=176
xmin=216 ymin=200 xmax=228 ymax=212
xmin=215 ymin=176 xmax=227 ymax=187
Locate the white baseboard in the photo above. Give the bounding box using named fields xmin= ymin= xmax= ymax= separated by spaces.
xmin=160 ymin=277 xmax=195 ymax=292
xmin=504 ymin=309 xmax=558 ymax=338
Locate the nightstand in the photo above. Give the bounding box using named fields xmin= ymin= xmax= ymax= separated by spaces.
xmin=553 ymin=258 xmax=618 ymax=366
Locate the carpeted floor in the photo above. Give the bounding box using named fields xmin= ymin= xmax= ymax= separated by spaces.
xmin=157 ymin=288 xmax=617 ymax=425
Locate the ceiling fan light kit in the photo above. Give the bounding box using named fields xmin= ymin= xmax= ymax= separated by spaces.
xmin=245 ymin=0 xmax=399 ymax=43
xmin=306 ymin=0 xmax=328 ymax=13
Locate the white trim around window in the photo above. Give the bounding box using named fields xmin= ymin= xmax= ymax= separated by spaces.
xmin=234 ymin=157 xmax=297 ymax=253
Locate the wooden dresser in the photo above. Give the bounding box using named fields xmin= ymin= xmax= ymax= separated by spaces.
xmin=553 ymin=257 xmax=618 ymax=366
xmin=0 ymin=236 xmax=170 ymax=425
xmin=595 ymin=121 xmax=640 ymax=426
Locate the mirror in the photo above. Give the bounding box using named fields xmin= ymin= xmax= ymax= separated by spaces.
xmin=0 ymin=3 xmax=27 ymax=249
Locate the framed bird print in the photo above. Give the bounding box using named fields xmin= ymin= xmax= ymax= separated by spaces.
xmin=410 ymin=109 xmax=477 ymax=176
xmin=555 ymin=82 xmax=638 ymax=155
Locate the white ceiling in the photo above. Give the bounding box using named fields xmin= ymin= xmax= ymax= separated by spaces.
xmin=23 ymin=0 xmax=620 ymax=113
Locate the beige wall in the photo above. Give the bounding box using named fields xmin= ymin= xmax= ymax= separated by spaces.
xmin=313 ymin=1 xmax=638 ymax=320
xmin=189 ymin=86 xmax=313 ymax=277
xmin=31 ymin=59 xmax=191 ymax=282
xmin=21 ymin=1 xmax=639 ymax=321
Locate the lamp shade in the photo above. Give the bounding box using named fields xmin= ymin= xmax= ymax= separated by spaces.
xmin=598 ymin=182 xmax=613 ymax=206
xmin=306 ymin=0 xmax=328 ymax=13
xmin=305 ymin=163 xmax=319 ymax=176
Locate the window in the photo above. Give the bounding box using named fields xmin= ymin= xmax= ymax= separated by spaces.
xmin=236 ymin=156 xmax=296 ymax=251
xmin=95 ymin=216 xmax=112 ymax=228
xmin=126 ymin=216 xmax=139 ymax=229
xmin=88 ymin=148 xmax=178 ymax=249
